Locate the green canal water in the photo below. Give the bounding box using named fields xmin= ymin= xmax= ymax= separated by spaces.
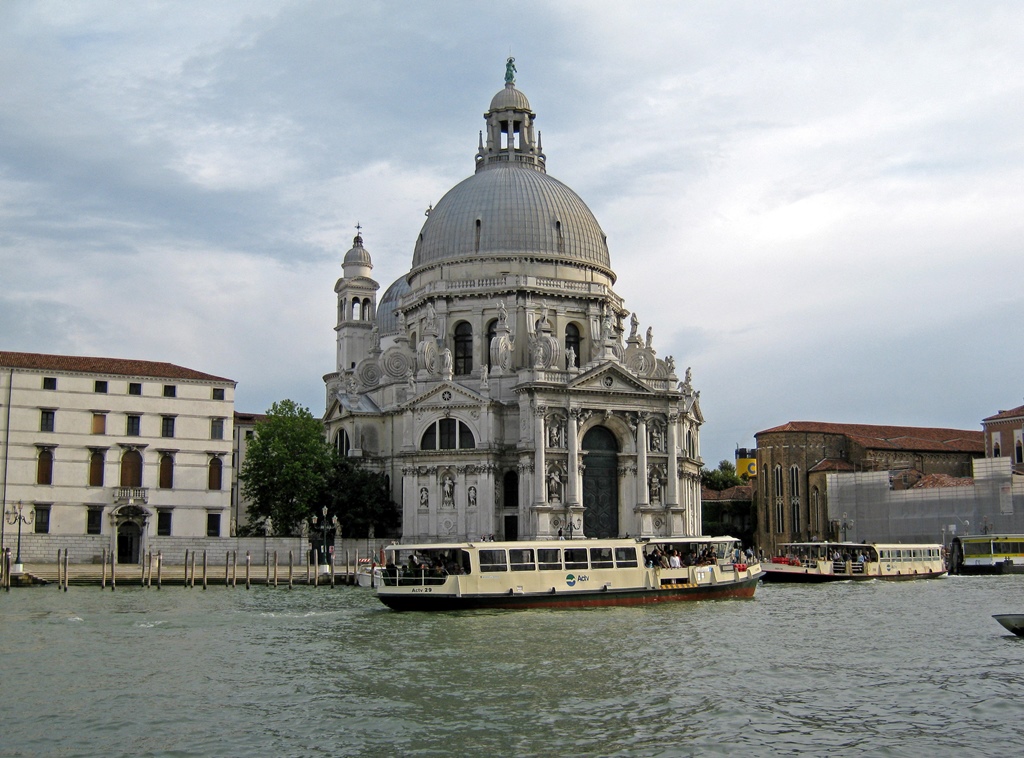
xmin=1 ymin=576 xmax=1023 ymax=756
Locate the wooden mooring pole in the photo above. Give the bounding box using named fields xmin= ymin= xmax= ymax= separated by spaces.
xmin=245 ymin=551 xmax=251 ymax=590
xmin=190 ymin=550 xmax=196 ymax=589
xmin=101 ymin=547 xmax=107 ymax=589
xmin=63 ymin=549 xmax=69 ymax=592
xmin=157 ymin=551 xmax=162 ymax=590
xmin=288 ymin=550 xmax=293 ymax=589
xmin=111 ymin=550 xmax=116 ymax=591
xmin=202 ymin=550 xmax=208 ymax=590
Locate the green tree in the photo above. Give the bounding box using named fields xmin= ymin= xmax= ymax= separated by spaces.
xmin=240 ymin=400 xmax=334 ymax=536
xmin=326 ymin=455 xmax=401 ymax=539
xmin=701 ymin=459 xmax=745 ymax=492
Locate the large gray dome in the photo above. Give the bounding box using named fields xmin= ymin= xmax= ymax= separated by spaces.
xmin=376 ymin=275 xmax=410 ymax=335
xmin=410 ymin=165 xmax=611 ymax=274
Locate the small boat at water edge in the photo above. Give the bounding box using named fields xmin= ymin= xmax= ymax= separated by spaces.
xmin=355 ymin=561 xmax=384 ymax=588
xmin=375 ymin=536 xmax=762 ymax=612
xmin=762 ymin=541 xmax=946 ymax=582
xmin=993 ymin=614 xmax=1024 ymax=637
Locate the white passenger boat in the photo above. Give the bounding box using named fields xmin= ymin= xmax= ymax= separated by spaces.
xmin=355 ymin=562 xmax=384 ymax=588
xmin=762 ymin=541 xmax=946 ymax=582
xmin=375 ymin=536 xmax=762 ymax=611
xmin=949 ymin=535 xmax=1024 ymax=575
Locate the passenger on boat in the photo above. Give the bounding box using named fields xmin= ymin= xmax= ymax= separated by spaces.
xmin=669 ymin=551 xmax=682 ymax=569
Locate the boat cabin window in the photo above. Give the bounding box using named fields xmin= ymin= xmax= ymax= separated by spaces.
xmin=564 ymin=548 xmax=588 ymax=570
xmin=479 ymin=549 xmax=508 ymax=572
xmin=615 ymin=547 xmax=638 ymax=568
xmin=538 ymin=548 xmax=561 ymax=570
xmin=589 ymin=547 xmax=614 ymax=569
xmin=510 ymin=548 xmax=535 ymax=571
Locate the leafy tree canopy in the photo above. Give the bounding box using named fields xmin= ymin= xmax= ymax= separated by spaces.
xmin=326 ymin=455 xmax=401 ymax=539
xmin=240 ymin=399 xmax=334 ymax=536
xmin=701 ymin=459 xmax=746 ymax=492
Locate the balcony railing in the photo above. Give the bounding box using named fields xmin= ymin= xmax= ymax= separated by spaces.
xmin=114 ymin=487 xmax=149 ymax=504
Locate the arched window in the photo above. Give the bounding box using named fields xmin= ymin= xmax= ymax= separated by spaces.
xmin=474 ymin=219 xmax=481 ymax=253
xmin=89 ymin=450 xmax=105 ymax=487
xmin=335 ymin=429 xmax=351 ymax=457
xmin=37 ymin=448 xmax=53 ymax=485
xmin=773 ymin=464 xmax=784 ymax=534
xmin=420 ymin=419 xmax=475 ymax=450
xmin=208 ymin=457 xmax=223 ymax=491
xmin=564 ymin=323 xmax=581 ymax=368
xmin=351 ymin=299 xmax=361 ymax=320
xmin=120 ymin=449 xmax=143 ymax=487
xmin=811 ymin=487 xmax=820 ymax=535
xmin=159 ymin=453 xmax=174 ymax=489
xmin=454 ymin=322 xmax=473 ymax=375
xmin=1016 ymin=440 xmax=1023 ymax=464
xmin=362 ymin=298 xmax=373 ymax=320
xmin=486 ymin=319 xmax=497 ymax=370
xmin=339 ymin=298 xmax=346 ymax=323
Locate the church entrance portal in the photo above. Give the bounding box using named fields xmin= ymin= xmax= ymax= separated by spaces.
xmin=582 ymin=426 xmax=619 ymax=538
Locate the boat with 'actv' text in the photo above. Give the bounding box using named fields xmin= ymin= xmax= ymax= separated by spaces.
xmin=762 ymin=541 xmax=946 ymax=582
xmin=949 ymin=535 xmax=1024 ymax=575
xmin=375 ymin=536 xmax=762 ymax=611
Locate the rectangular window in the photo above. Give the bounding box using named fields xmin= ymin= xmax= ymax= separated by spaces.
xmin=87 ymin=508 xmax=103 ymax=535
xmin=615 ymin=547 xmax=639 ymax=568
xmin=211 ymin=418 xmax=224 ymax=440
xmin=94 ymin=380 xmax=108 ymax=393
xmin=478 ymin=549 xmax=508 ymax=572
xmin=158 ymin=510 xmax=172 ymax=536
xmin=564 ymin=547 xmax=588 ymax=570
xmin=245 ymin=430 xmax=254 ymax=440
xmin=206 ymin=513 xmax=221 ymax=537
xmin=212 ymin=387 xmax=225 ymax=400
xmin=92 ymin=413 xmax=106 ymax=434
xmin=42 ymin=376 xmax=57 ymax=390
xmin=439 ymin=418 xmax=456 ymax=449
xmin=128 ymin=382 xmax=142 ymax=396
xmin=538 ymin=548 xmax=562 ymax=571
xmin=34 ymin=506 xmax=51 ymax=534
xmin=163 ymin=385 xmax=176 ymax=398
xmin=589 ymin=547 xmax=614 ymax=569
xmin=161 ymin=416 xmax=175 ymax=438
xmin=509 ymin=548 xmax=535 ymax=571
xmin=40 ymin=409 xmax=55 ymax=432
xmin=126 ymin=414 xmax=141 ymax=436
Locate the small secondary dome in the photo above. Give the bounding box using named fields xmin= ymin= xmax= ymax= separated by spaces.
xmin=343 ymin=233 xmax=373 ymax=267
xmin=489 ymin=82 xmax=532 ymax=113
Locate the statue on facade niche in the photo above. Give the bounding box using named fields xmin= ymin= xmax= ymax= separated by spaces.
xmin=548 ymin=421 xmax=562 ymax=448
xmin=566 ymin=346 xmax=576 ymax=370
xmin=442 ymin=475 xmax=454 ymax=507
xmin=548 ymin=470 xmax=561 ymax=502
xmin=666 ymin=355 xmax=675 ymax=374
xmin=649 ymin=473 xmax=661 ymax=504
xmin=441 ymin=347 xmax=453 ymax=375
xmin=419 ymin=487 xmax=429 ymax=508
xmin=479 ymin=364 xmax=489 ymax=390
xmin=650 ymin=425 xmax=662 ymax=452
xmin=468 ymin=486 xmax=477 ymax=508
xmin=497 ymin=299 xmax=507 ymax=325
xmin=426 ymin=302 xmax=437 ymax=332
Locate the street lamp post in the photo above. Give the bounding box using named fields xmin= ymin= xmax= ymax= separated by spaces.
xmin=839 ymin=512 xmax=854 ymax=542
xmin=310 ymin=506 xmax=338 ymax=574
xmin=4 ymin=501 xmax=34 ymax=574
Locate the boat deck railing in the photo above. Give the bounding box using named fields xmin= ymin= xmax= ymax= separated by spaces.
xmin=380 ymin=571 xmax=450 ymax=587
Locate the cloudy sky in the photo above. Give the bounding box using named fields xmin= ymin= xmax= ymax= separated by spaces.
xmin=2 ymin=1 xmax=1022 ymax=467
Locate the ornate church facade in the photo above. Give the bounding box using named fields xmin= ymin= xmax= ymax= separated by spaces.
xmin=323 ymin=62 xmax=703 ymax=542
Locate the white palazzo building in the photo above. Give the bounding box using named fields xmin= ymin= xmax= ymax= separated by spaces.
xmin=323 ymin=62 xmax=704 ymax=542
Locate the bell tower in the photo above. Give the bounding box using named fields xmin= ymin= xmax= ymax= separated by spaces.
xmin=334 ymin=227 xmax=380 ymax=372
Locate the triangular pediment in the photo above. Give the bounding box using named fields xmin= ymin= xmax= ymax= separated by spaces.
xmin=322 ymin=391 xmax=381 ymax=422
xmin=403 ymin=381 xmax=486 ymax=410
xmin=568 ymin=363 xmax=655 ymax=394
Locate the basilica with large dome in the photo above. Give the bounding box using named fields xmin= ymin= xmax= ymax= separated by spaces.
xmin=323 ymin=61 xmax=704 ymax=542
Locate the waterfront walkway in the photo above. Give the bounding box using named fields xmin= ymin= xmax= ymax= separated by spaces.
xmin=4 ymin=562 xmax=361 ymax=588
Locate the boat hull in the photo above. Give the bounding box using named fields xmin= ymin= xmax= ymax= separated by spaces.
xmin=377 ymin=573 xmax=762 ymax=612
xmin=994 ymin=614 xmax=1024 ymax=637
xmin=762 ymin=567 xmax=947 ymax=583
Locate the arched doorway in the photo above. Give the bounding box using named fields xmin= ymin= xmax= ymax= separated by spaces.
xmin=111 ymin=504 xmax=149 ymax=564
xmin=582 ymin=426 xmax=619 ymax=538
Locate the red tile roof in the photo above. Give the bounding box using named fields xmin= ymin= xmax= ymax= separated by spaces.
xmin=755 ymin=421 xmax=982 ymax=454
xmin=701 ymin=484 xmax=753 ymax=501
xmin=0 ymin=351 xmax=233 ymax=383
xmin=234 ymin=411 xmax=267 ymax=424
xmin=911 ymin=473 xmax=975 ymax=489
xmin=983 ymin=404 xmax=1024 ymax=423
xmin=808 ymin=458 xmax=857 ymax=473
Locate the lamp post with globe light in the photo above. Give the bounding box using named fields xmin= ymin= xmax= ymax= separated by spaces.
xmin=4 ymin=501 xmax=34 ymax=574
xmin=311 ymin=506 xmax=337 ymax=574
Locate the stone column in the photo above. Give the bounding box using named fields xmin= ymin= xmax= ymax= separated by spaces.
xmin=637 ymin=413 xmax=649 ymax=506
xmin=534 ymin=405 xmax=546 ymax=506
xmin=567 ymin=408 xmax=580 ymax=507
xmin=667 ymin=412 xmax=679 ymax=507
xmin=402 ymin=467 xmax=418 ymax=540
